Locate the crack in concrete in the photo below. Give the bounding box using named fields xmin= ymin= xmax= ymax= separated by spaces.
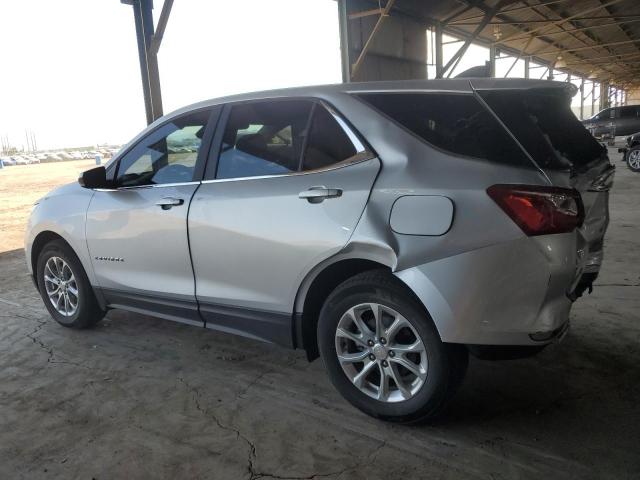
xmin=235 ymin=356 xmax=297 ymax=402
xmin=178 ymin=376 xmax=385 ymax=480
xmin=21 ymin=316 xmax=95 ymax=370
xmin=25 ymin=317 xmax=54 ymax=363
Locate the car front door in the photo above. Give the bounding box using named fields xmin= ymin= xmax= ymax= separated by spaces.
xmin=85 ymin=107 xmax=216 ymax=325
xmin=188 ymin=99 xmax=380 ymax=345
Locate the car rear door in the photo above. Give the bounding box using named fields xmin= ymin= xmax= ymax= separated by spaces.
xmin=188 ymin=99 xmax=380 ymax=346
xmin=85 ymin=107 xmax=217 ymax=325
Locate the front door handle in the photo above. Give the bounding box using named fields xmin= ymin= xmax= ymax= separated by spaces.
xmin=156 ymin=197 xmax=184 ymax=210
xmin=299 ymin=186 xmax=342 ymax=204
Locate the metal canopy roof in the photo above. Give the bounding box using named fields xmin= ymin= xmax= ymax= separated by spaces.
xmin=362 ymin=0 xmax=640 ymax=88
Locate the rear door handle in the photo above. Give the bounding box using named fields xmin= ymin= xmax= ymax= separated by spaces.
xmin=299 ymin=186 xmax=342 ymax=203
xmin=155 ymin=197 xmax=184 ymax=210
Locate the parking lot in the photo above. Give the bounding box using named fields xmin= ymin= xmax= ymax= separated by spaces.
xmin=0 ymin=149 xmax=638 ymax=479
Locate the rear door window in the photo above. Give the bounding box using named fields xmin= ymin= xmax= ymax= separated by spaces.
xmin=216 ymin=100 xmax=312 ymax=179
xmin=355 ymin=92 xmax=532 ymax=168
xmin=215 ymin=100 xmax=368 ymax=179
xmin=480 ymin=90 xmax=605 ymax=170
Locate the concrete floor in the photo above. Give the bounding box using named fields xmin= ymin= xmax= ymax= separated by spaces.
xmin=1 ymin=149 xmax=638 ymax=479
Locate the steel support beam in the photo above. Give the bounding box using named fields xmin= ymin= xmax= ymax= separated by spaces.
xmin=435 ymin=22 xmax=444 ymax=78
xmin=450 ymin=0 xmax=569 ymax=24
xmin=443 ymin=1 xmax=506 ymax=78
xmin=489 ymin=44 xmax=496 ymax=77
xmin=535 ymin=39 xmax=640 ymax=56
xmin=338 ymin=0 xmax=351 ymax=83
xmin=350 ymin=0 xmax=396 ymax=81
xmin=494 ymin=0 xmax=625 ymax=45
xmin=123 ymin=0 xmax=173 ymax=124
xmin=580 ymin=77 xmax=585 ymax=119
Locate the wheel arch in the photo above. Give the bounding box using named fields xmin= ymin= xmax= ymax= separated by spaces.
xmin=294 ymin=248 xmax=396 ymax=361
xmin=30 ymin=229 xmax=107 ymax=310
xmin=30 ymin=230 xmax=69 ymax=277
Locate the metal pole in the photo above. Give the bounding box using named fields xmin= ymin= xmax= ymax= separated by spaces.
xmin=435 ymin=22 xmax=443 ymax=78
xmin=350 ymin=0 xmax=396 ymax=81
xmin=580 ymin=77 xmax=585 ymax=120
xmin=140 ymin=0 xmax=163 ymax=121
xmin=131 ymin=0 xmax=154 ymax=125
xmin=524 ymin=56 xmax=530 ymax=78
xmin=337 ymin=0 xmax=351 ymax=83
xmin=489 ymin=44 xmax=496 ymax=77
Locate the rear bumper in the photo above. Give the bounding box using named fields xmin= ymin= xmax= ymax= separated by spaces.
xmin=395 ymin=236 xmax=577 ymax=346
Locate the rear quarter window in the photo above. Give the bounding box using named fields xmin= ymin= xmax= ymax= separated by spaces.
xmin=480 ymin=90 xmax=605 ymax=170
xmin=355 ymin=92 xmax=533 ymax=168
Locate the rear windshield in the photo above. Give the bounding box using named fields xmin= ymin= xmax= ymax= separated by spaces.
xmin=355 ymin=93 xmax=533 ymax=168
xmin=479 ymin=90 xmax=605 ymax=171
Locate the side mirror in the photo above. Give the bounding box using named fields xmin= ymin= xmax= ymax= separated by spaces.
xmin=78 ymin=166 xmax=112 ymax=189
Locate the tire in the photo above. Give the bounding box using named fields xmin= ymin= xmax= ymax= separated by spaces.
xmin=627 ymin=146 xmax=640 ymax=172
xmin=36 ymin=239 xmax=105 ymax=328
xmin=317 ymin=270 xmax=467 ymax=424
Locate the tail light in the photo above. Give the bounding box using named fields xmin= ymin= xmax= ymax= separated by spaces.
xmin=487 ymin=184 xmax=584 ymax=236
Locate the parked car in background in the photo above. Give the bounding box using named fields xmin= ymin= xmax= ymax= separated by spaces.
xmin=26 ymin=79 xmax=613 ymax=423
xmin=619 ymin=131 xmax=640 ymax=172
xmin=13 ymin=156 xmax=29 ymax=165
xmin=582 ymin=105 xmax=640 ymax=138
xmin=1 ymin=156 xmax=16 ymax=166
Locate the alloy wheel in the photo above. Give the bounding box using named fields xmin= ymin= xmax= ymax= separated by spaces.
xmin=44 ymin=256 xmax=79 ymax=317
xmin=334 ymin=303 xmax=428 ymax=403
xmin=629 ymin=149 xmax=640 ymax=170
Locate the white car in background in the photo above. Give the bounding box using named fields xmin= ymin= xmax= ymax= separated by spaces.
xmin=1 ymin=156 xmax=16 ymax=166
xmin=13 ymin=156 xmax=29 ymax=165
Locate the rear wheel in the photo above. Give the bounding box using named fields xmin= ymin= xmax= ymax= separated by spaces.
xmin=627 ymin=146 xmax=640 ymax=172
xmin=36 ymin=239 xmax=105 ymax=328
xmin=318 ymin=271 xmax=467 ymax=424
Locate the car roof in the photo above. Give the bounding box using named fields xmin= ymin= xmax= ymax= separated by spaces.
xmin=163 ymin=77 xmax=575 ymax=122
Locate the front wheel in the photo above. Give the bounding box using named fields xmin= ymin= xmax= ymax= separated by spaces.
xmin=36 ymin=239 xmax=105 ymax=328
xmin=627 ymin=146 xmax=640 ymax=172
xmin=317 ymin=271 xmax=467 ymax=424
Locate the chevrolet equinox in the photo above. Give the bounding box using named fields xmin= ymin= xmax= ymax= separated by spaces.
xmin=26 ymin=79 xmax=614 ymax=423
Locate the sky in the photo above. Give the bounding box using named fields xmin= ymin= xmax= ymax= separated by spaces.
xmin=0 ymin=0 xmax=343 ymax=150
xmin=0 ymin=1 xmax=592 ymax=151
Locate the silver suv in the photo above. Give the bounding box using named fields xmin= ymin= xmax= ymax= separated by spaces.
xmin=26 ymin=79 xmax=613 ymax=423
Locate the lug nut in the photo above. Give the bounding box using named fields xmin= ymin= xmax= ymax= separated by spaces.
xmin=369 ymin=354 xmax=376 ymax=361
xmin=367 ymin=339 xmax=374 ymax=347
xmin=382 ymin=360 xmax=388 ymax=367
xmin=379 ymin=337 xmax=386 ymax=344
xmin=389 ymin=351 xmax=395 ymax=358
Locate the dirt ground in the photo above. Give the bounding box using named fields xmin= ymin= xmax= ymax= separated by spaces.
xmin=0 ymin=160 xmax=98 ymax=252
xmin=0 ymin=149 xmax=638 ymax=479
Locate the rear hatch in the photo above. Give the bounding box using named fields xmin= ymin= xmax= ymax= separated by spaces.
xmin=477 ymin=85 xmax=614 ymax=295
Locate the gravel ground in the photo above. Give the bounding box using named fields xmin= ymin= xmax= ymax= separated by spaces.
xmin=0 ymin=148 xmax=638 ymax=479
